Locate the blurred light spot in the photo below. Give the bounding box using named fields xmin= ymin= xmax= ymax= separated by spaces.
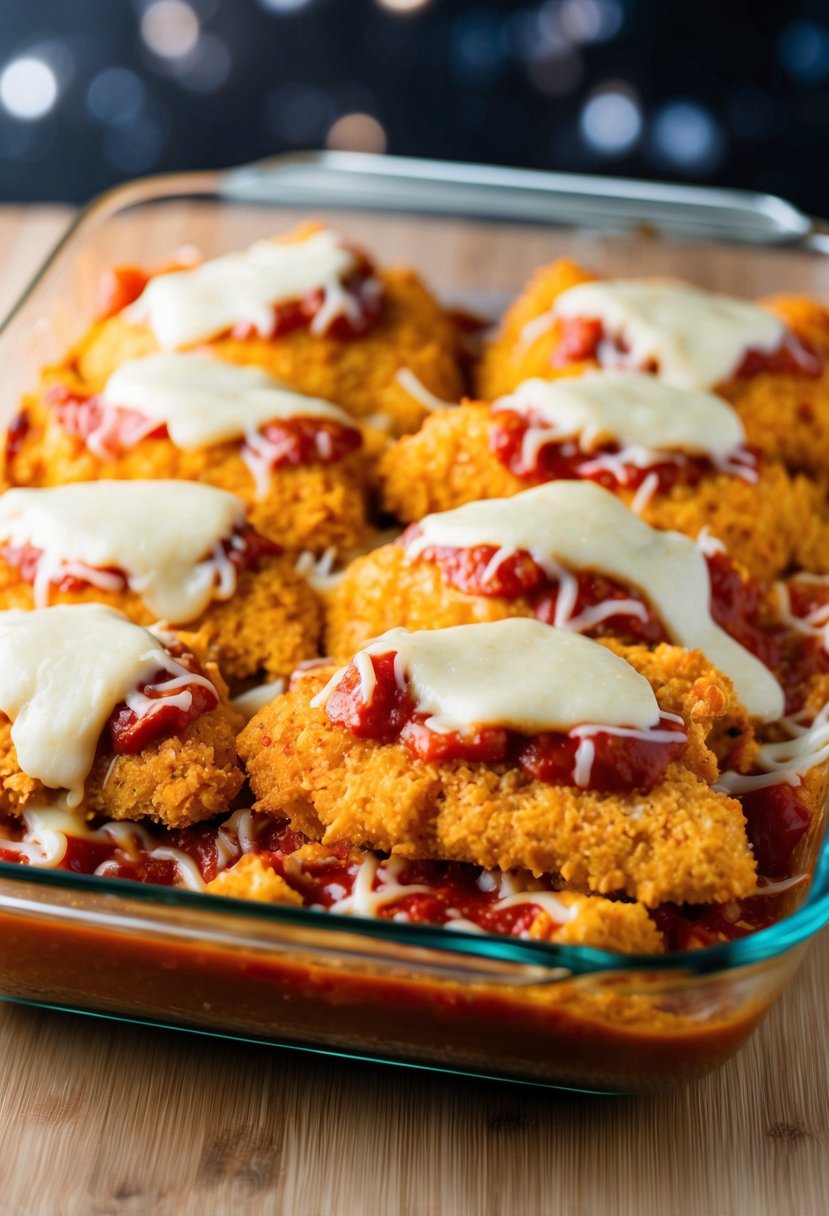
xmin=452 ymin=11 xmax=505 ymax=83
xmin=527 ymin=50 xmax=582 ymax=96
xmin=501 ymin=8 xmax=569 ymax=62
xmin=87 ymin=67 xmax=146 ymax=125
xmin=141 ymin=1 xmax=200 ymax=59
xmin=104 ymin=111 xmax=167 ymax=174
xmin=375 ymin=0 xmax=432 ymax=11
xmin=267 ymin=83 xmax=336 ymax=142
xmin=177 ymin=33 xmax=231 ymax=91
xmin=560 ymin=0 xmax=623 ymax=43
xmin=650 ymin=100 xmax=725 ymax=174
xmin=779 ymin=20 xmax=829 ymax=83
xmin=258 ymin=0 xmax=314 ymax=12
xmin=326 ymin=112 xmax=387 ymax=154
xmin=581 ymin=86 xmax=641 ymax=155
xmin=0 ymin=56 xmax=58 ymax=120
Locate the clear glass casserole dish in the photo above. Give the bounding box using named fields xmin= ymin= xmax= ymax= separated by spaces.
xmin=0 ymin=152 xmax=827 ymax=1093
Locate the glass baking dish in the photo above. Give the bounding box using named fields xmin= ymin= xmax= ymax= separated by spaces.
xmin=1 ymin=152 xmax=828 ymax=1093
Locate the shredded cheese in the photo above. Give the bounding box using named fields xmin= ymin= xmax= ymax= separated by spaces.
xmin=0 ymin=481 xmax=247 ymax=622
xmin=101 ymin=352 xmax=355 ymax=451
xmin=550 ymin=279 xmax=784 ymax=389
xmin=0 ymin=606 xmax=216 ymax=802
xmin=492 ymin=372 xmax=749 ymax=467
xmin=127 ymin=228 xmax=361 ymax=349
xmin=312 ymin=619 xmax=663 ymax=735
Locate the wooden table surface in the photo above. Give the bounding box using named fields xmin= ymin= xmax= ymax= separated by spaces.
xmin=0 ymin=206 xmax=828 ymax=1216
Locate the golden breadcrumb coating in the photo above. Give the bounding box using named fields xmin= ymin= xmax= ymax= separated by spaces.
xmin=6 ymin=385 xmax=370 ymax=556
xmin=0 ymin=656 xmax=243 ymax=829
xmin=237 ymin=654 xmax=757 ymax=906
xmin=0 ymin=553 xmax=322 ymax=688
xmin=68 ymin=269 xmax=463 ymax=439
xmin=477 ymin=258 xmax=596 ymax=400
xmin=205 ymin=853 xmax=303 ymax=904
xmin=378 ymin=401 xmax=827 ymax=581
xmin=544 ymin=894 xmax=663 ymax=954
xmin=476 ymin=259 xmax=829 ymax=478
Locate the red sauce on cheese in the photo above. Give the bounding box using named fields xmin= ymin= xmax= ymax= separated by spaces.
xmin=4 ymin=411 xmax=31 ymax=466
xmin=105 ymin=646 xmax=218 ymax=754
xmin=400 ymin=529 xmax=775 ymax=660
xmin=322 ymin=650 xmax=686 ymax=794
xmin=98 ymin=249 xmax=383 ymax=341
xmin=234 ymin=259 xmax=382 ymax=342
xmin=46 ymin=383 xmax=362 ymax=466
xmin=548 ymin=315 xmax=823 ymax=380
xmin=0 ymin=524 xmax=280 ymax=601
xmin=488 ymin=406 xmax=759 ymax=491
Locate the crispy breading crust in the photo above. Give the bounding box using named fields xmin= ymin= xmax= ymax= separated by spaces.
xmin=0 ymin=656 xmax=244 ymax=829
xmin=205 ymin=853 xmax=303 ymax=904
xmin=0 ymin=553 xmax=322 ymax=687
xmin=68 ymin=269 xmax=463 ymax=439
xmin=378 ymin=401 xmax=827 ymax=581
xmin=476 ymin=259 xmax=829 ymax=478
xmin=237 ymin=658 xmax=757 ymax=906
xmin=6 ymin=387 xmax=371 ymax=556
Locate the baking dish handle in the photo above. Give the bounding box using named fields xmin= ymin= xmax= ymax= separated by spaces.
xmin=222 ymin=151 xmax=818 ymax=248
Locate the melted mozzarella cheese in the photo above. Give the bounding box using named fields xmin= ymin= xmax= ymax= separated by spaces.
xmin=406 ymin=482 xmax=783 ymax=722
xmin=314 ymin=619 xmax=662 ymax=734
xmin=492 ymin=372 xmax=746 ymax=462
xmin=101 ymin=352 xmax=354 ymax=451
xmin=128 ymin=228 xmax=358 ymax=348
xmin=552 ymin=279 xmax=784 ymax=389
xmin=0 ymin=481 xmax=247 ymax=622
xmin=0 ymin=606 xmax=202 ymax=800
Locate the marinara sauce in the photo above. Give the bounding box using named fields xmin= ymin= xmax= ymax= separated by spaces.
xmin=322 ymin=651 xmax=686 ymax=794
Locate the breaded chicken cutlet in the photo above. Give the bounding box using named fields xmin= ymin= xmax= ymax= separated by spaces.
xmin=477 ymin=258 xmax=829 ymax=480
xmin=0 ymin=481 xmax=322 ymax=688
xmin=6 ymin=352 xmax=373 ymax=556
xmin=0 ymin=604 xmax=243 ymax=828
xmin=239 ymin=619 xmax=759 ymax=907
xmin=378 ymin=395 xmax=826 ymax=582
xmin=67 ymin=226 xmax=463 ymax=439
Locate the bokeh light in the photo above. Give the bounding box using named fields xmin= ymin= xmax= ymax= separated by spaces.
xmin=581 ymin=85 xmax=641 ymax=155
xmin=257 ymin=0 xmax=315 ymax=13
xmin=650 ymin=99 xmax=725 ymax=174
xmin=560 ymin=0 xmax=624 ymax=44
xmin=177 ymin=33 xmax=231 ymax=91
xmin=86 ymin=67 xmax=146 ymax=125
xmin=779 ymin=20 xmax=829 ymax=84
xmin=375 ymin=0 xmax=433 ymax=12
xmin=326 ymin=112 xmax=387 ymax=154
xmin=0 ymin=56 xmax=59 ymax=120
xmin=140 ymin=1 xmax=201 ymax=59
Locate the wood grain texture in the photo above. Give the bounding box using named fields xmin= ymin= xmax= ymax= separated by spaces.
xmin=0 ymin=205 xmax=827 ymax=1216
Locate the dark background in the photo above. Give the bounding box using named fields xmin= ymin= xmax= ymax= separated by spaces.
xmin=1 ymin=0 xmax=828 ymax=213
